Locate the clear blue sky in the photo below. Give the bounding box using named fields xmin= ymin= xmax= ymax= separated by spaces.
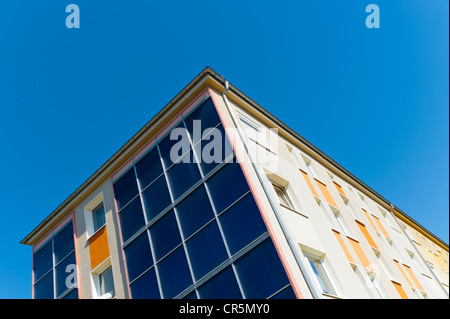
xmin=0 ymin=0 xmax=448 ymax=299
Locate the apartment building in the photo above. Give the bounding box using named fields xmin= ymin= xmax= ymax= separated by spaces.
xmin=21 ymin=67 xmax=449 ymax=299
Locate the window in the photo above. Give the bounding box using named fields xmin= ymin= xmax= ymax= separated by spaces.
xmin=33 ymin=221 xmax=78 ymax=299
xmin=239 ymin=115 xmax=266 ymax=146
xmin=333 ymin=211 xmax=352 ymax=237
xmin=92 ymin=203 xmax=106 ymax=233
xmin=302 ymin=155 xmax=320 ymax=180
xmin=98 ymin=266 xmax=115 ymax=298
xmin=304 ymin=254 xmax=337 ymax=296
xmin=345 ymin=199 xmax=359 ymax=220
xmin=271 ymin=182 xmax=294 ymax=210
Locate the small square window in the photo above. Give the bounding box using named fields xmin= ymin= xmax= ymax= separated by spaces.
xmin=271 ymin=182 xmax=294 ymax=210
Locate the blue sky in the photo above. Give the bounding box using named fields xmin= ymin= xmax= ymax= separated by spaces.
xmin=0 ymin=0 xmax=448 ymax=298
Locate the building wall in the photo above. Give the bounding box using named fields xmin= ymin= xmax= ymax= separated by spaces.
xmin=210 ymin=87 xmax=449 ymax=299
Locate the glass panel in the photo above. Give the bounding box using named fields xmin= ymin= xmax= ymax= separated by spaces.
xmin=53 ymin=222 xmax=74 ymax=264
xmin=207 ymin=162 xmax=249 ymax=214
xmin=142 ymin=174 xmax=172 ymax=222
xmin=158 ymin=123 xmax=191 ymax=168
xmin=235 ymin=239 xmax=289 ymax=299
xmin=129 ymin=268 xmax=160 ymax=299
xmin=100 ymin=267 xmax=115 ymax=296
xmin=270 ymin=286 xmax=296 ymax=299
xmin=219 ymin=193 xmax=266 ymax=255
xmin=186 ymin=221 xmax=228 ymax=280
xmin=55 ymin=252 xmax=76 ymax=298
xmin=93 ymin=204 xmax=106 ymax=232
xmin=135 ymin=147 xmax=163 ymax=190
xmin=198 ymin=266 xmax=242 ymax=299
xmin=124 ymin=232 xmax=153 ymax=282
xmin=33 ymin=241 xmax=53 ymax=282
xmin=166 ymin=150 xmax=201 ymax=199
xmin=118 ymin=196 xmax=145 ymax=242
xmin=183 ymin=291 xmax=197 ymax=299
xmin=272 ymin=184 xmax=293 ymax=209
xmin=62 ymin=288 xmax=78 ymax=299
xmin=149 ymin=210 xmax=182 ymax=261
xmin=176 ymin=185 xmax=215 ymax=239
xmin=308 ymin=258 xmax=336 ymax=295
xmin=193 ymin=124 xmax=233 ymax=176
xmin=184 ymin=98 xmax=221 ymax=143
xmin=113 ymin=168 xmax=139 ymax=211
xmin=158 ymin=246 xmax=193 ymax=299
xmin=33 ymin=271 xmax=53 ymax=299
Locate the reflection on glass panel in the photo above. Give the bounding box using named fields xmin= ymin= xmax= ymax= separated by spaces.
xmin=207 ymin=162 xmax=249 ymax=214
xmin=219 ymin=193 xmax=266 ymax=255
xmin=193 ymin=124 xmax=233 ymax=176
xmin=93 ymin=204 xmax=106 ymax=233
xmin=61 ymin=288 xmax=78 ymax=299
xmin=55 ymin=252 xmax=76 ymax=298
xmin=113 ymin=169 xmax=139 ymax=211
xmin=182 ymin=291 xmax=198 ymax=299
xmin=270 ymin=286 xmax=296 ymax=299
xmin=53 ymin=222 xmax=74 ymax=264
xmin=176 ymin=185 xmax=215 ymax=239
xmin=135 ymin=147 xmax=163 ymax=190
xmin=130 ymin=268 xmax=160 ymax=299
xmin=186 ymin=221 xmax=228 ymax=280
xmin=149 ymin=211 xmax=182 ymax=261
xmin=142 ymin=174 xmax=172 ymax=222
xmin=235 ymin=239 xmax=289 ymax=299
xmin=184 ymin=98 xmax=221 ymax=143
xmin=198 ymin=266 xmax=242 ymax=299
xmin=166 ymin=150 xmax=201 ymax=199
xmin=34 ymin=271 xmax=54 ymax=299
xmin=158 ymin=246 xmax=192 ymax=299
xmin=124 ymin=232 xmax=153 ymax=282
xmin=307 ymin=257 xmax=336 ymax=296
xmin=158 ymin=123 xmax=191 ymax=168
xmin=118 ymin=196 xmax=145 ymax=242
xmin=100 ymin=267 xmax=115 ymax=296
xmin=33 ymin=242 xmax=53 ymax=282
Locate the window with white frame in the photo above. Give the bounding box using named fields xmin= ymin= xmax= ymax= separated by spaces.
xmin=332 ymin=210 xmax=353 ymax=237
xmin=98 ymin=266 xmax=115 ymax=298
xmin=84 ymin=193 xmax=106 ymax=238
xmin=301 ymin=155 xmax=320 ymax=180
xmin=345 ymin=198 xmax=359 ymax=220
xmin=238 ymin=114 xmax=266 ymax=147
xmin=92 ymin=261 xmax=115 ymax=299
xmin=271 ymin=181 xmax=295 ymax=210
xmin=92 ymin=203 xmax=106 ymax=233
xmin=304 ymin=253 xmax=337 ymax=296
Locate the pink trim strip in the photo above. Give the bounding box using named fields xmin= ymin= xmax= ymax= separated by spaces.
xmin=208 ymin=88 xmax=304 ymax=299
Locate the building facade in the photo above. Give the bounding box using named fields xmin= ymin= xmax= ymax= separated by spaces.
xmin=21 ymin=67 xmax=449 ymax=299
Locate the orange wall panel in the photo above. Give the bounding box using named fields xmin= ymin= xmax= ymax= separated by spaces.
xmin=393 ymin=260 xmax=413 ymax=287
xmin=300 ymin=169 xmax=319 ymax=198
xmin=333 ymin=182 xmax=346 ymax=197
xmin=403 ymin=264 xmax=425 ymax=292
xmin=348 ymin=237 xmax=373 ymax=270
xmin=332 ymin=230 xmax=355 ymax=263
xmin=315 ymin=180 xmax=338 ymax=208
xmin=88 ymin=226 xmax=110 ymax=270
xmin=392 ymin=281 xmax=409 ymax=299
xmin=371 ymin=214 xmax=391 ymax=239
xmin=356 ymin=220 xmax=378 ymax=250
